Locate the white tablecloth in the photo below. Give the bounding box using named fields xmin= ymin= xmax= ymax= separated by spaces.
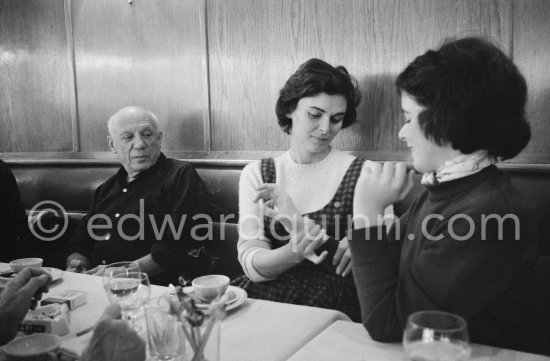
xmin=288 ymin=320 xmax=550 ymax=361
xmin=1 ymin=267 xmax=350 ymax=361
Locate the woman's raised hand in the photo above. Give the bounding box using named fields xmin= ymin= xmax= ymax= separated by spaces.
xmin=254 ymin=183 xmax=300 ymax=217
xmin=254 ymin=183 xmax=303 ymax=233
xmin=354 ymin=161 xmax=414 ymax=222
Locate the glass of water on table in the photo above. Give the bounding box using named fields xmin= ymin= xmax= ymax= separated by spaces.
xmin=403 ymin=310 xmax=471 ymax=361
xmin=106 ymin=270 xmax=151 ymax=332
xmin=101 ymin=261 xmax=141 ymax=290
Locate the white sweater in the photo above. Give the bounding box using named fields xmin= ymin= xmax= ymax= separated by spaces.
xmin=237 ymin=151 xmax=356 ymax=281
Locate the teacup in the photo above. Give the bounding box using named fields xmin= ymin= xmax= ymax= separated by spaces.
xmin=192 ymin=275 xmax=230 ymax=302
xmin=3 ymin=334 xmax=60 ymax=361
xmin=9 ymin=258 xmax=43 ymax=273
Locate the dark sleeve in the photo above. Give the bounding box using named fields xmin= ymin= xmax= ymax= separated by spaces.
xmin=67 ymin=188 xmax=102 ymax=259
xmin=349 ymin=213 xmax=531 ymax=342
xmin=349 ymin=225 xmax=407 ymax=341
xmin=150 ymin=164 xmax=211 ymax=277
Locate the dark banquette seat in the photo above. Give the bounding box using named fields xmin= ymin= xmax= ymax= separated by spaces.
xmin=6 ymin=160 xmax=550 ymax=280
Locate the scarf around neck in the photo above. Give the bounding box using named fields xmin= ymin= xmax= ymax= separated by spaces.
xmin=421 ymin=150 xmax=497 ymax=185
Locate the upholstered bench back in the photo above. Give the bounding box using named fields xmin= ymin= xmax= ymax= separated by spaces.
xmin=11 ymin=162 xmax=242 ymax=220
xmin=7 ymin=161 xmax=550 ymax=274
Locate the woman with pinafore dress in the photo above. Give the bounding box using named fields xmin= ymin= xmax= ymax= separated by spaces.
xmin=233 ymin=58 xmax=386 ymax=321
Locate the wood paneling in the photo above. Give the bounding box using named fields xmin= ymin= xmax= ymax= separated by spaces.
xmin=513 ymin=0 xmax=550 ymax=164
xmin=70 ymin=0 xmax=207 ymax=151
xmin=3 ymin=0 xmax=550 ymax=167
xmin=207 ymin=0 xmax=512 ymax=154
xmin=0 ymin=0 xmax=73 ymax=152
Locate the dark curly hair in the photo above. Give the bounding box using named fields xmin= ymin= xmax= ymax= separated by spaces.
xmin=395 ymin=37 xmax=530 ymax=160
xmin=275 ymin=58 xmax=361 ymax=134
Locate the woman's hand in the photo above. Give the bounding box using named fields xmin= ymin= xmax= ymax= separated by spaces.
xmin=255 ymin=183 xmax=304 ymax=233
xmin=290 ymin=223 xmax=329 ymax=264
xmin=333 ymin=237 xmax=352 ymax=277
xmin=254 ymin=183 xmax=300 ymax=217
xmin=354 ymin=161 xmax=414 ymax=226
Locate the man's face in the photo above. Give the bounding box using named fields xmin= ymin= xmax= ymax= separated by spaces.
xmin=108 ymin=110 xmax=162 ymax=179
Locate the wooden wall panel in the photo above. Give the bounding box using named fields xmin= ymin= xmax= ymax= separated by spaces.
xmin=3 ymin=0 xmax=550 ymax=167
xmin=71 ymin=0 xmax=207 ymax=152
xmin=207 ymin=0 xmax=512 ymax=153
xmin=513 ymin=0 xmax=550 ymax=164
xmin=0 ymin=0 xmax=73 ymax=152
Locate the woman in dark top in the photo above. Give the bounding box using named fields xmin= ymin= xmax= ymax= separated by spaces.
xmin=350 ymin=37 xmax=550 ymax=354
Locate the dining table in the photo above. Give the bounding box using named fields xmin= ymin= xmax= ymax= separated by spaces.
xmin=0 ymin=264 xmax=350 ymax=361
xmin=288 ymin=320 xmax=550 ymax=361
xmin=1 ymin=263 xmax=549 ymax=361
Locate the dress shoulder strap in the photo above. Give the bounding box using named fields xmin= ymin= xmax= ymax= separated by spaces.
xmin=260 ymin=158 xmax=276 ymax=184
xmin=330 ymin=157 xmax=366 ymax=202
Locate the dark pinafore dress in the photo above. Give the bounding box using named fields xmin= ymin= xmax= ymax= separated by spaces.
xmin=233 ymin=156 xmax=365 ymax=322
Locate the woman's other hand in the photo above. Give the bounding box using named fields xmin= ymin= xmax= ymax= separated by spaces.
xmin=290 ymin=223 xmax=329 ymax=264
xmin=333 ymin=237 xmax=352 ymax=277
xmin=354 ymin=161 xmax=414 ymax=227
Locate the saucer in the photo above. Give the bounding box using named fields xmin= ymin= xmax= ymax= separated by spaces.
xmin=183 ymin=285 xmax=247 ymax=311
xmin=0 ymin=265 xmax=63 ymax=283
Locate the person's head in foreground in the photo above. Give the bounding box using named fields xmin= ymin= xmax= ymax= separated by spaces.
xmin=395 ymin=37 xmax=530 ymax=175
xmin=107 ymin=106 xmax=163 ymax=181
xmin=275 ymin=58 xmax=361 ymax=163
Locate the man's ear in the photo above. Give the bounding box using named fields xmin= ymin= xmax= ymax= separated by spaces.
xmin=107 ymin=136 xmax=116 ymax=154
xmin=157 ymin=130 xmax=163 ymax=143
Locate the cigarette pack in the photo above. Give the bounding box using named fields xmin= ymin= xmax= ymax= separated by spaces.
xmin=19 ymin=303 xmax=70 ymax=336
xmin=41 ymin=289 xmax=87 ymax=310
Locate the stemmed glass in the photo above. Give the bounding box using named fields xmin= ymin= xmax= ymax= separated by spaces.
xmin=403 ymin=310 xmax=471 ymax=361
xmin=102 ymin=261 xmax=141 ymax=291
xmin=106 ymin=271 xmax=151 ymax=332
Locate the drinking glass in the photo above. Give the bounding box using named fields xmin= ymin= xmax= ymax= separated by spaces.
xmin=145 ymin=306 xmax=185 ymax=361
xmin=106 ymin=271 xmax=151 ymax=332
xmin=403 ymin=310 xmax=471 ymax=361
xmin=102 ymin=261 xmax=141 ymax=291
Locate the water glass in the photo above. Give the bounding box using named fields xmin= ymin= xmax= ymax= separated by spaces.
xmin=102 ymin=261 xmax=141 ymax=291
xmin=403 ymin=310 xmax=471 ymax=361
xmin=106 ymin=271 xmax=151 ymax=332
xmin=145 ymin=306 xmax=185 ymax=361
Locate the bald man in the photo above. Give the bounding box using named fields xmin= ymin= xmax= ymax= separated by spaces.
xmin=66 ymin=106 xmax=212 ymax=284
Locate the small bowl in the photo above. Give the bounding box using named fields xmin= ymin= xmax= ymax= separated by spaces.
xmin=192 ymin=275 xmax=230 ymax=302
xmin=9 ymin=258 xmax=43 ymax=273
xmin=3 ymin=333 xmax=61 ymax=360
